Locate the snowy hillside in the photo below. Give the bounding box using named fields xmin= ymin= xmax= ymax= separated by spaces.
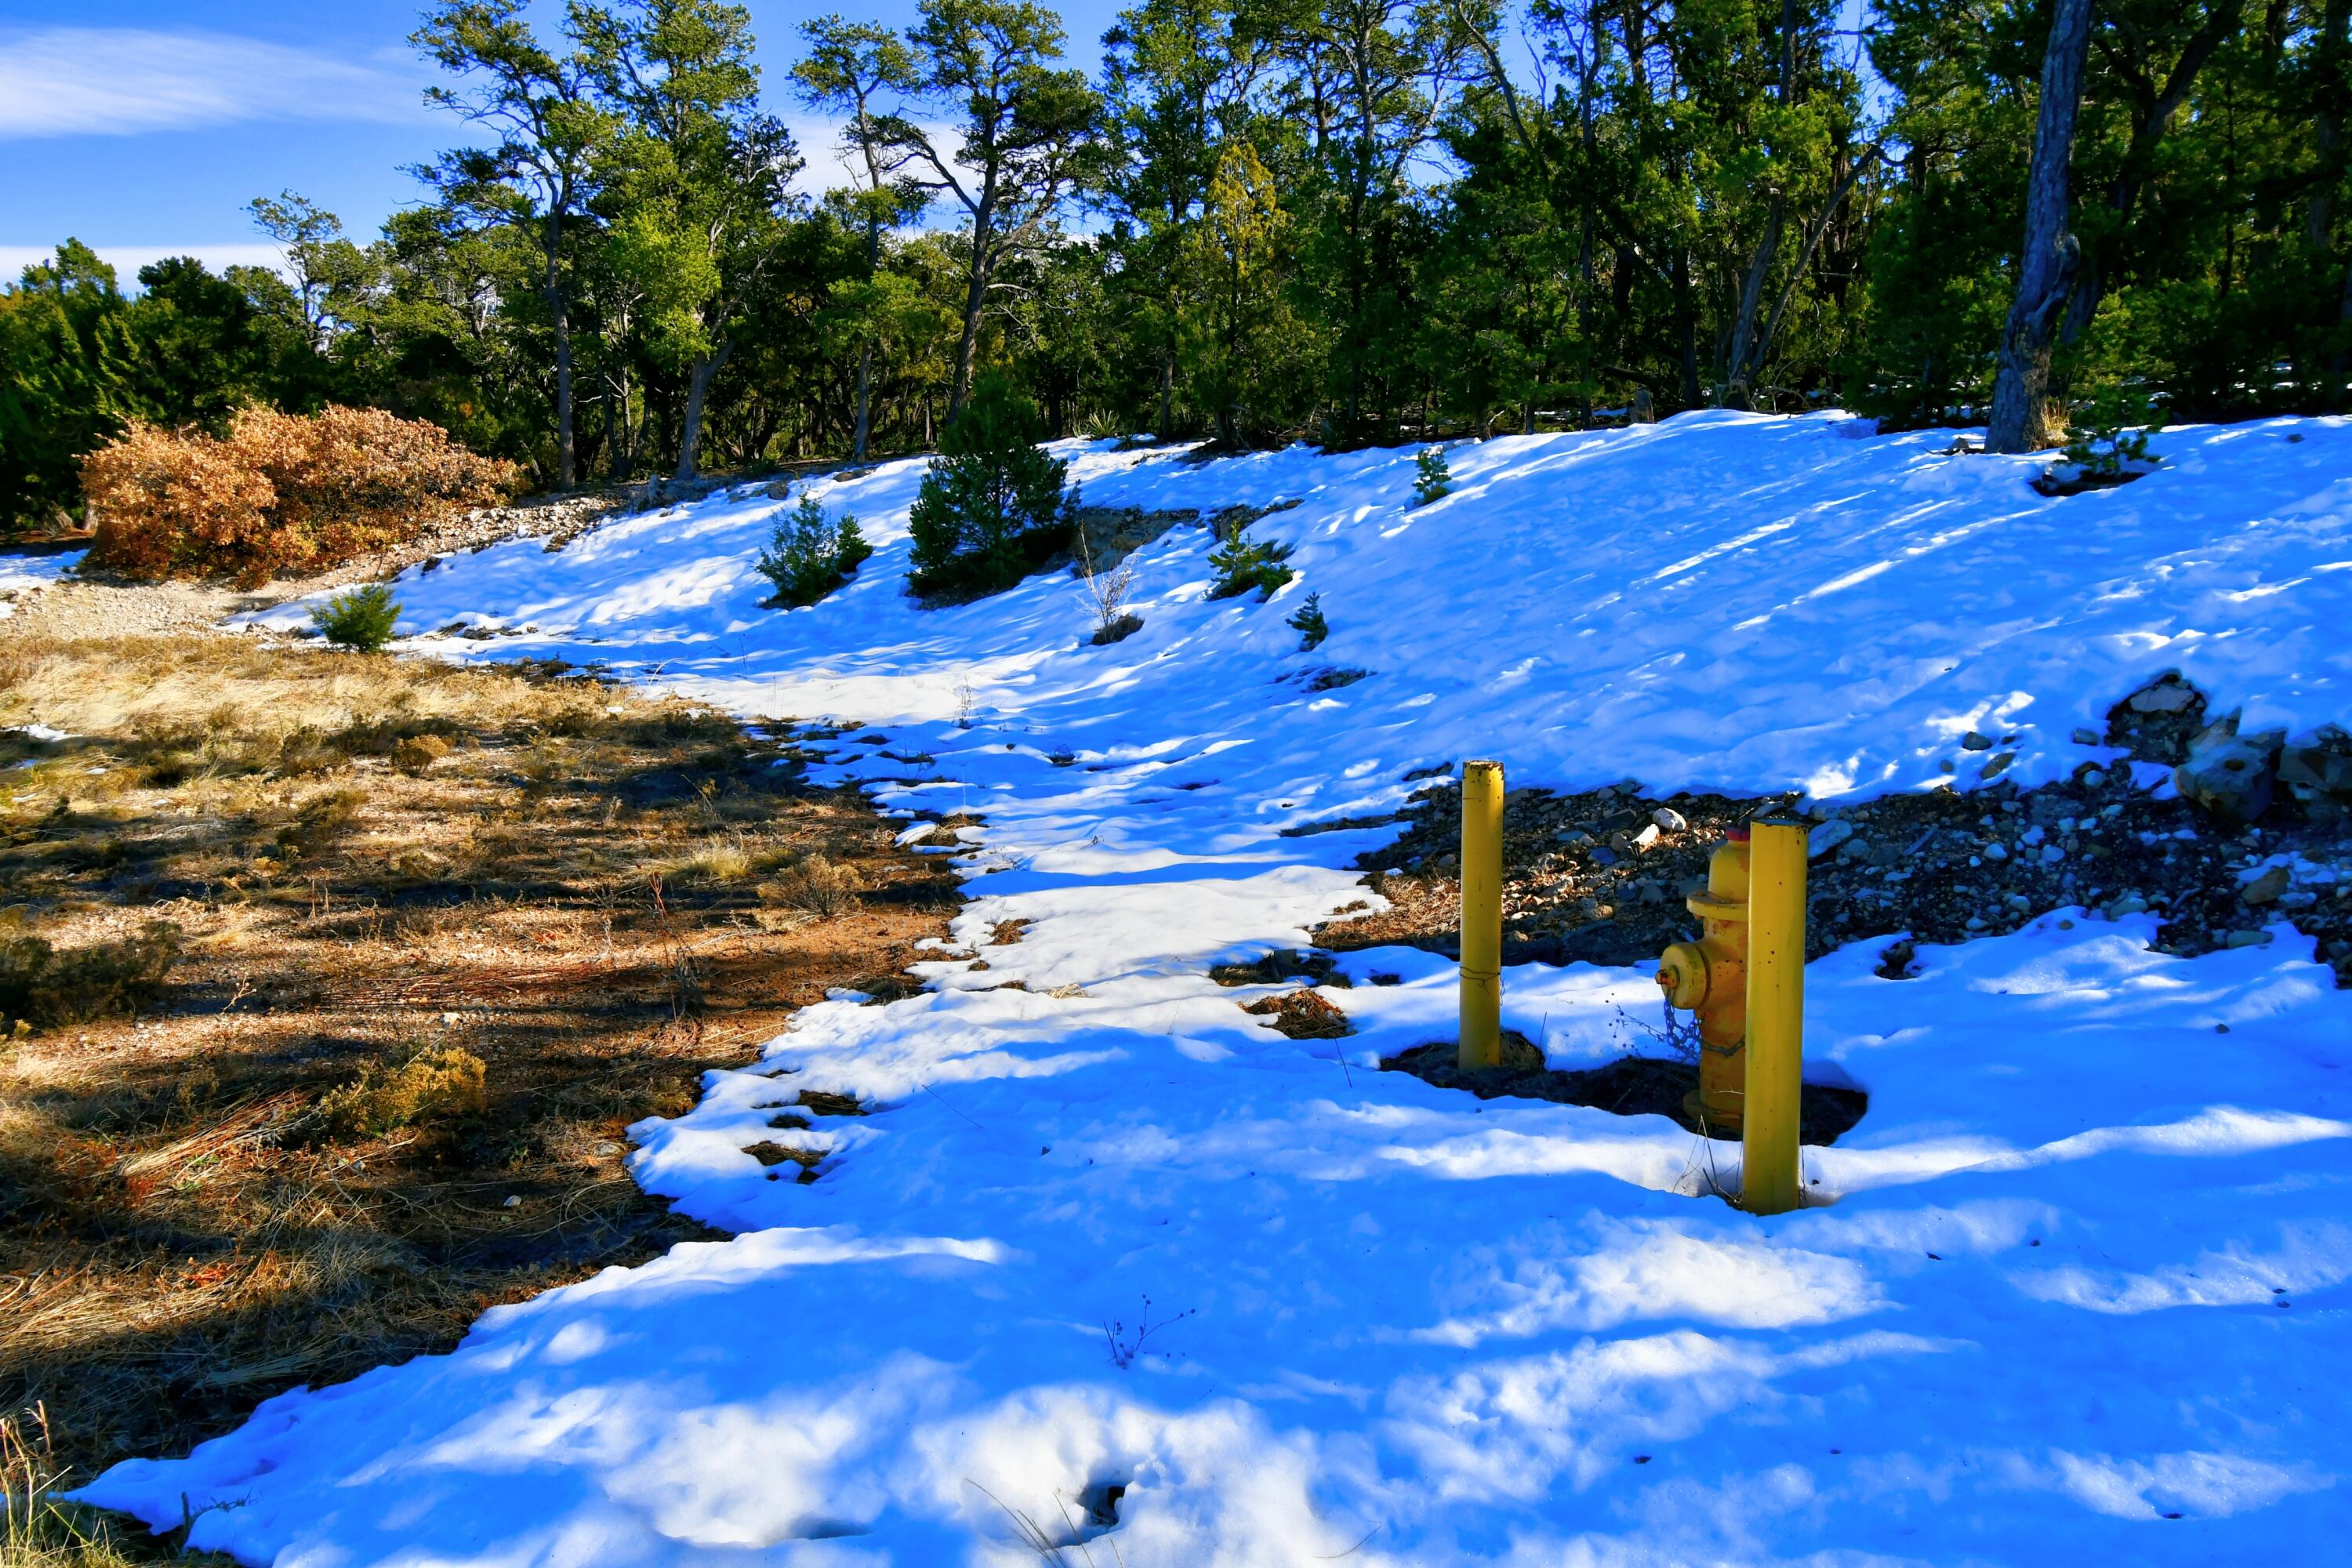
xmin=89 ymin=412 xmax=2352 ymax=1563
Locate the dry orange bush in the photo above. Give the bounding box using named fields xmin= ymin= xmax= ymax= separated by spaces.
xmin=84 ymin=405 xmax=517 ymax=586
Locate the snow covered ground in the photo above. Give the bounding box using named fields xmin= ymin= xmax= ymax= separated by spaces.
xmin=0 ymin=546 xmax=84 ymax=617
xmin=87 ymin=412 xmax=2352 ymax=1562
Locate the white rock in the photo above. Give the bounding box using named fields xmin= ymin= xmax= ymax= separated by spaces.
xmin=1651 ymin=808 xmax=1687 ymax=833
xmin=1633 ymin=823 xmax=1661 ymax=851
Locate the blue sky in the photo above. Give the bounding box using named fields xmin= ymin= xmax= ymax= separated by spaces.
xmin=1 ymin=0 xmax=1126 ymax=284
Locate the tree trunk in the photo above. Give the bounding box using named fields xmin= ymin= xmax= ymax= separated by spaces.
xmin=1726 ymin=198 xmax=1785 ymax=404
xmin=851 ymin=344 xmax=874 ymax=463
xmin=545 ymin=212 xmax=575 ymax=490
xmin=2060 ymin=2 xmax=2246 ymax=347
xmin=1674 ymin=249 xmax=1701 ymax=408
xmin=673 ymin=339 xmax=735 ymax=481
xmin=946 ymin=230 xmax=990 ymax=427
xmin=1987 ymin=0 xmax=2096 ymax=453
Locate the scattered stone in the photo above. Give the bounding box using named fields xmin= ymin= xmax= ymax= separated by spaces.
xmin=2129 ymin=679 xmax=2200 ymax=713
xmin=2278 ymin=727 xmax=2352 ymax=820
xmin=2072 ymin=728 xmax=2103 ymax=746
xmin=1979 ymin=751 xmax=2016 ymax=782
xmin=1651 ymin=807 xmax=1687 ymax=833
xmin=1983 ymin=840 xmax=2009 ymax=862
xmin=2107 ymin=673 xmax=2209 ymax=763
xmin=1961 ymin=731 xmax=1993 ymax=751
xmin=2082 ymin=769 xmax=2106 ymax=789
xmin=1632 ymin=823 xmax=1661 ymax=851
xmin=2174 ymin=716 xmax=2283 ymax=822
xmin=2225 ymin=929 xmax=2274 ymax=948
xmin=2240 ymin=865 xmax=2290 ymax=906
xmin=1808 ymin=819 xmax=1855 ymax=858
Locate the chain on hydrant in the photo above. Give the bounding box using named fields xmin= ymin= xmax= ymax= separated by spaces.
xmin=1655 ymin=827 xmax=1750 ymax=1134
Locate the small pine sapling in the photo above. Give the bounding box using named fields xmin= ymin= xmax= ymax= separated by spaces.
xmin=1413 ymin=446 xmax=1453 ymax=506
xmin=907 ymin=373 xmax=1075 ymax=598
xmin=310 ymin=584 xmax=402 ymax=651
xmin=1207 ymin=521 xmax=1294 ymax=601
xmin=2059 ymin=388 xmax=2162 ymax=481
xmin=757 ymin=496 xmax=870 ymax=607
xmin=1287 ymin=590 xmax=1328 ymax=650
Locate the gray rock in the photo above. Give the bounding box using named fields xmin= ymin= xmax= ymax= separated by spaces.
xmin=2128 ymin=678 xmax=2200 ymax=713
xmin=2082 ymin=769 xmax=2107 ymax=789
xmin=1808 ymin=819 xmax=1856 ymax=858
xmin=1980 ymin=751 xmax=2016 ymax=782
xmin=1961 ymin=731 xmax=1994 ymax=751
xmin=2279 ymin=890 xmax=2318 ymax=911
xmin=2175 ymin=720 xmax=2283 ymax=822
xmin=1983 ymin=840 xmax=2009 ymax=862
xmin=1837 ymin=836 xmax=1871 ymax=863
xmin=2107 ymin=895 xmax=2151 ymax=917
xmin=1590 ymin=845 xmax=1620 ymax=868
xmin=2071 ymin=727 xmax=2103 ymax=746
xmin=2225 ymin=929 xmax=2274 ymax=948
xmin=2240 ymin=865 xmax=2290 ymax=906
xmin=1651 ymin=807 xmax=1687 ymax=833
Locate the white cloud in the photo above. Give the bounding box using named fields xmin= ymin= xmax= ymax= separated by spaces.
xmin=0 ymin=27 xmax=426 ymax=139
xmin=0 ymin=244 xmax=290 ymax=288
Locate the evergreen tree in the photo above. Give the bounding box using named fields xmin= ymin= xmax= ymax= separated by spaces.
xmin=906 ymin=372 xmax=1074 ymax=596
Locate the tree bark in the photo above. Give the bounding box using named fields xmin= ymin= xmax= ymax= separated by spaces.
xmin=545 ymin=209 xmax=575 ymax=490
xmin=2060 ymin=2 xmax=2245 ymax=347
xmin=851 ymin=345 xmax=874 ymax=463
xmin=1987 ymin=0 xmax=2096 ymax=453
xmin=673 ymin=338 xmax=735 ymax=481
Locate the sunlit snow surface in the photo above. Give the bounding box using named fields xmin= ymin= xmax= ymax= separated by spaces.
xmin=89 ymin=413 xmax=2352 ymax=1562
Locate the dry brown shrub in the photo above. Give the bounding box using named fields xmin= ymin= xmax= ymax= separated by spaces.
xmin=84 ymin=406 xmax=517 ymax=586
xmin=76 ymin=423 xmax=275 ymax=583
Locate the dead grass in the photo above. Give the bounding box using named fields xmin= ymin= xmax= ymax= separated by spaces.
xmin=0 ymin=630 xmax=960 ymax=1536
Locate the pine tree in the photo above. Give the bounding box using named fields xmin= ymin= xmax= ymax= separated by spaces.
xmin=907 ymin=373 xmax=1075 ymax=597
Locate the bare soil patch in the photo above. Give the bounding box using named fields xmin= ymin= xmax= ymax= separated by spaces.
xmin=1325 ymin=762 xmax=2352 ymax=985
xmin=0 ymin=630 xmax=953 ymax=1520
xmin=1381 ymin=1036 xmax=1869 ymax=1145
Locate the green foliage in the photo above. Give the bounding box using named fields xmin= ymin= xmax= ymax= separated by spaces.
xmin=1413 ymin=447 xmax=1452 ymax=506
xmin=318 ymin=1045 xmax=489 ymax=1138
xmin=1207 ymin=521 xmax=1294 ymax=601
xmin=757 ymin=495 xmax=873 ymax=605
xmin=1287 ymin=590 xmax=1327 ymax=650
xmin=311 ymin=584 xmax=405 ymax=651
xmin=0 ymin=921 xmax=181 ymax=1029
xmin=907 ymin=373 xmax=1075 ymax=597
xmin=2062 ymin=388 xmax=2162 ymax=474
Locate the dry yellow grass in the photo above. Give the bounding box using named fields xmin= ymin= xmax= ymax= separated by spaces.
xmin=0 ymin=630 xmax=960 ymax=1555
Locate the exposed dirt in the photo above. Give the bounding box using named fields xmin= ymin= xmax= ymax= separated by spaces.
xmin=1381 ymin=1036 xmax=1870 ymax=1145
xmin=0 ymin=631 xmax=956 ymax=1502
xmin=1320 ymin=763 xmax=2352 ymax=986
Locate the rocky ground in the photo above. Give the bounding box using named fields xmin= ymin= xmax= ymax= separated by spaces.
xmin=0 ymin=490 xmax=636 ymax=646
xmin=1319 ymin=672 xmax=2352 ymax=989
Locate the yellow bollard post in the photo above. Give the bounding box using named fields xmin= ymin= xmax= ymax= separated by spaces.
xmin=1740 ymin=817 xmax=1809 ymax=1214
xmin=1457 ymin=759 xmax=1504 ymax=1070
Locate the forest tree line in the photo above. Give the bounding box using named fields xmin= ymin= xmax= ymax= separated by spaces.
xmin=3 ymin=0 xmax=2348 ymax=532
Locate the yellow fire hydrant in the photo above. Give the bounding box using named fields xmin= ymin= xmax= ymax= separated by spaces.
xmin=1654 ymin=828 xmax=1751 ymax=1133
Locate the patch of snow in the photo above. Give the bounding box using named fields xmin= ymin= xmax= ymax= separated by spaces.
xmin=93 ymin=412 xmax=2352 ymax=1562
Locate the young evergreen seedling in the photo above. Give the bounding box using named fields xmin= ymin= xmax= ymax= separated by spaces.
xmin=310 ymin=584 xmax=402 ymax=652
xmin=757 ymin=495 xmax=872 ymax=607
xmin=1413 ymin=446 xmax=1453 ymax=506
xmin=1287 ymin=590 xmax=1328 ymax=650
